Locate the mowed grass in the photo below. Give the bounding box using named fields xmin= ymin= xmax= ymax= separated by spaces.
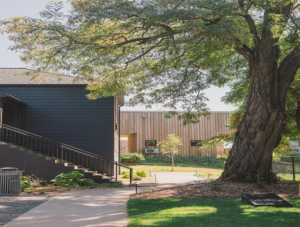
xmin=277 ymin=173 xmax=300 ymax=182
xmin=127 ymin=198 xmax=300 ymax=227
xmin=122 ymin=157 xmax=300 ymax=181
xmin=121 ymin=157 xmax=226 ymax=178
xmin=125 ymin=164 xmax=223 ymax=177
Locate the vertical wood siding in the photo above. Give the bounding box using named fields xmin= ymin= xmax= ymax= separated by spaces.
xmin=120 ymin=140 xmax=128 ymax=153
xmin=120 ymin=111 xmax=231 ymax=157
xmin=0 ymin=85 xmax=115 ymax=160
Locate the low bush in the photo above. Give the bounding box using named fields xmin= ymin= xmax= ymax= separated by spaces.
xmin=21 ymin=176 xmax=31 ymax=191
xmin=52 ymin=171 xmax=97 ymax=187
xmin=269 ymin=172 xmax=281 ymax=183
xmin=136 ymin=170 xmax=147 ymax=177
xmin=121 ymin=153 xmax=145 ymax=163
xmin=144 ymin=156 xmax=222 ymax=164
xmin=98 ymin=182 xmax=124 ymax=187
xmin=132 ymin=175 xmax=143 ymax=180
xmin=122 ymin=172 xmax=130 ymax=178
xmin=121 ymin=171 xmax=144 ymax=180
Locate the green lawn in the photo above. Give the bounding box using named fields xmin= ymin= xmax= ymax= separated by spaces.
xmin=277 ymin=173 xmax=300 ymax=182
xmin=122 ymin=157 xmax=300 ymax=181
xmin=127 ymin=198 xmax=300 ymax=227
xmin=122 ymin=157 xmax=226 ymax=176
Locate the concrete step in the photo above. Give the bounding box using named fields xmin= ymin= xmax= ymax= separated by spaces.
xmin=64 ymin=163 xmax=76 ymax=167
xmin=0 ymin=140 xmax=112 ymax=184
xmin=110 ymin=179 xmax=122 ymax=183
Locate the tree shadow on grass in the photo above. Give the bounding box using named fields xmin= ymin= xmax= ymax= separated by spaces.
xmin=127 ymin=198 xmax=300 ymax=227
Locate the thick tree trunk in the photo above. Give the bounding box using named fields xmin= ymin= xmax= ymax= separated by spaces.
xmin=172 ymin=153 xmax=174 ymax=172
xmin=221 ymin=40 xmax=292 ymax=182
xmin=220 ymin=3 xmax=300 ymax=182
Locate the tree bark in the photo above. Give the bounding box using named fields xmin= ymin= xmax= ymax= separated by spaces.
xmin=221 ymin=34 xmax=300 ymax=182
xmin=172 ymin=153 xmax=174 ymax=172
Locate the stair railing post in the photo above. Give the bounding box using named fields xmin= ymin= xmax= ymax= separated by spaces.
xmin=61 ymin=145 xmax=63 ymax=162
xmin=0 ymin=99 xmax=3 ymax=141
xmin=116 ymin=163 xmax=118 ymax=183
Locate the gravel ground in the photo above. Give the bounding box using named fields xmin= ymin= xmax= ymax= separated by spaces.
xmin=0 ymin=195 xmax=55 ymax=227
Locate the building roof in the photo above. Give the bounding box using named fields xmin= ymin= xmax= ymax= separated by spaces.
xmin=0 ymin=68 xmax=88 ymax=85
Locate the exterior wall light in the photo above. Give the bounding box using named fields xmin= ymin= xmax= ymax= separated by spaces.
xmin=141 ymin=115 xmax=147 ymax=118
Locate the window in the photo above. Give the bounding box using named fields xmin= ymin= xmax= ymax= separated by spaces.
xmin=191 ymin=140 xmax=202 ymax=146
xmin=145 ymin=140 xmax=157 ymax=146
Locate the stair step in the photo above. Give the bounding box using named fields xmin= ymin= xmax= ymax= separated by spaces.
xmin=64 ymin=163 xmax=76 ymax=167
xmin=110 ymin=179 xmax=122 ymax=183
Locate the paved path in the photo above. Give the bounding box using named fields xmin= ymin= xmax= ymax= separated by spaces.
xmin=138 ymin=172 xmax=205 ymax=187
xmin=3 ymin=188 xmax=148 ymax=227
xmin=154 ymin=172 xmax=203 ymax=184
xmin=4 ymin=173 xmax=204 ymax=227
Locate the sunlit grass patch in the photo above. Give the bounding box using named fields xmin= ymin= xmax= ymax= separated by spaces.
xmin=127 ymin=198 xmax=300 ymax=227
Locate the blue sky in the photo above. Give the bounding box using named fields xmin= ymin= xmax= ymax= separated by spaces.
xmin=0 ymin=0 xmax=235 ymax=112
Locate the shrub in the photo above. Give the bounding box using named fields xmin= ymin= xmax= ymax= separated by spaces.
xmin=132 ymin=175 xmax=143 ymax=180
xmin=121 ymin=153 xmax=145 ymax=163
xmin=99 ymin=182 xmax=124 ymax=187
xmin=136 ymin=170 xmax=147 ymax=178
xmin=122 ymin=172 xmax=130 ymax=178
xmin=21 ymin=176 xmax=31 ymax=191
xmin=269 ymin=172 xmax=281 ymax=183
xmin=52 ymin=171 xmax=97 ymax=187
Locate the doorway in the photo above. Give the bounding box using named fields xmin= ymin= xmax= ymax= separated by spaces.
xmin=2 ymin=102 xmax=25 ymax=129
xmin=120 ymin=133 xmax=137 ymax=153
xmin=0 ymin=95 xmax=26 ymax=129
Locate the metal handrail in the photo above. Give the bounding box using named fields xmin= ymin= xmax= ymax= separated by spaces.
xmin=2 ymin=124 xmax=111 ymax=161
xmin=0 ymin=124 xmax=132 ymax=184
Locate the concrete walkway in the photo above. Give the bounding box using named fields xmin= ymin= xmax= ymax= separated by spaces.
xmin=138 ymin=172 xmax=205 ymax=187
xmin=4 ymin=173 xmax=204 ymax=227
xmin=4 ymin=188 xmax=148 ymax=227
xmin=154 ymin=172 xmax=203 ymax=184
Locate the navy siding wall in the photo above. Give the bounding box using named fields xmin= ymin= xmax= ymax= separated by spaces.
xmin=0 ymin=85 xmax=115 ymax=160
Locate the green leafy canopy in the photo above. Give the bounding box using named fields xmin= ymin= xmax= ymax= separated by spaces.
xmin=2 ymin=0 xmax=300 ymax=124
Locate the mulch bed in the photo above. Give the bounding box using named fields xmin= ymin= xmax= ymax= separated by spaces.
xmin=130 ymin=180 xmax=300 ymax=199
xmin=20 ymin=185 xmax=126 ymax=195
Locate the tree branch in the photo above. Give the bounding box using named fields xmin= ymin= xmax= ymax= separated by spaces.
xmin=234 ymin=39 xmax=253 ymax=61
xmin=279 ymin=46 xmax=300 ymax=92
xmin=243 ymin=15 xmax=260 ymax=45
xmin=125 ymin=38 xmax=165 ymax=65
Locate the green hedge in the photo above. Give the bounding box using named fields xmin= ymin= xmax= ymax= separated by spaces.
xmin=121 ymin=153 xmax=145 ymax=163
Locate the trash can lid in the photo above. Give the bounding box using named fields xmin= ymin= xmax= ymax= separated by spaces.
xmin=0 ymin=167 xmax=18 ymax=171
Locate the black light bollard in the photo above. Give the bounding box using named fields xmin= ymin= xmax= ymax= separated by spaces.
xmin=130 ymin=183 xmax=138 ymax=194
xmin=292 ymin=156 xmax=295 ymax=182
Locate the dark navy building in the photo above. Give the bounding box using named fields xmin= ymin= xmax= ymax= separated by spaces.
xmin=0 ymin=68 xmax=122 ymax=182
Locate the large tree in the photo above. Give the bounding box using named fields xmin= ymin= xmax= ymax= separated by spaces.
xmin=3 ymin=0 xmax=300 ymax=182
